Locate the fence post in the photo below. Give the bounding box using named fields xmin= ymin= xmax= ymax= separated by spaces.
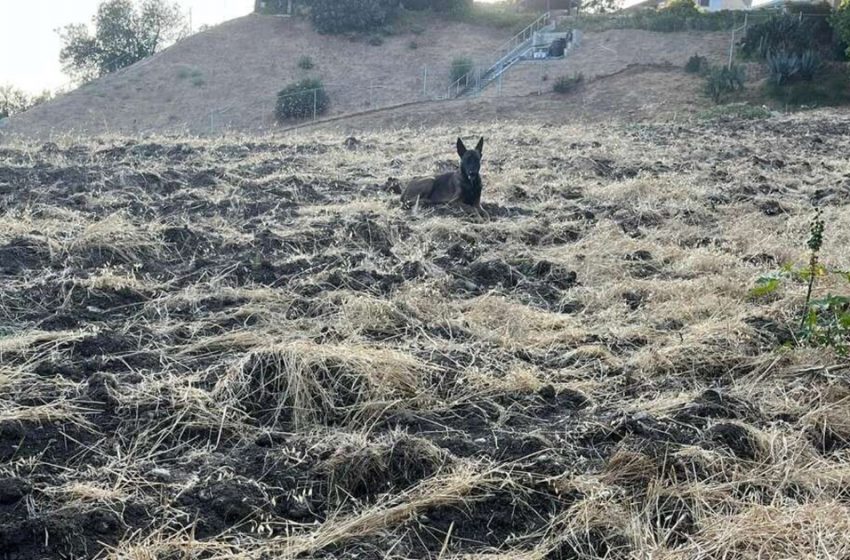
xmin=423 ymin=66 xmax=428 ymax=98
xmin=729 ymin=29 xmax=734 ymax=70
xmin=313 ymin=88 xmax=317 ymax=121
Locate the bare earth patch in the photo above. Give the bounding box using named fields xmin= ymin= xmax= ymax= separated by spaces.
xmin=0 ymin=111 xmax=849 ymax=559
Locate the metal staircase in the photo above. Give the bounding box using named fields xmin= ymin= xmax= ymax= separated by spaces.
xmin=446 ymin=11 xmax=560 ymax=98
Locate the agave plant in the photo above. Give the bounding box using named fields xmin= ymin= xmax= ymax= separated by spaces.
xmin=799 ymin=49 xmax=821 ymax=81
xmin=726 ymin=63 xmax=746 ymax=91
xmin=767 ymin=49 xmax=801 ymax=86
xmin=742 ymin=14 xmax=814 ymax=60
xmin=704 ymin=64 xmax=745 ymax=104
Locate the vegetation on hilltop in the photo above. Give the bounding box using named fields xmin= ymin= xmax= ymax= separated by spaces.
xmin=0 ymin=86 xmax=53 ymax=119
xmin=59 ymin=0 xmax=186 ymax=83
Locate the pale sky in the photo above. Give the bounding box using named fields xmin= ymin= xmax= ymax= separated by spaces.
xmin=0 ymin=0 xmax=255 ymax=94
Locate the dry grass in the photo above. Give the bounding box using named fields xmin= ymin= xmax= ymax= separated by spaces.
xmin=0 ymin=111 xmax=848 ymax=559
xmin=214 ymin=340 xmax=428 ymax=429
xmin=2 ymin=13 xmax=511 ymax=138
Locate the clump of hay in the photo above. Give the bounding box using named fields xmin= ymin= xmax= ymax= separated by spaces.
xmin=336 ymin=293 xmax=418 ymax=337
xmin=215 ymin=340 xmax=426 ymax=429
xmin=459 ymin=295 xmax=587 ymax=350
xmin=695 ymin=501 xmax=850 ymax=559
xmin=320 ymin=430 xmax=448 ymax=503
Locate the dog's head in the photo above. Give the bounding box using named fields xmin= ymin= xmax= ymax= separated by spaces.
xmin=456 ymin=137 xmax=484 ymax=183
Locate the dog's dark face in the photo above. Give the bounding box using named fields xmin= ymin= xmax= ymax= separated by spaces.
xmin=457 ymin=137 xmax=484 ymax=182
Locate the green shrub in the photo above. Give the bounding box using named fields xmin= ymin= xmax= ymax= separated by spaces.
xmin=275 ymin=78 xmax=330 ymax=121
xmin=830 ymin=1 xmax=850 ymax=59
xmin=408 ymin=40 xmax=418 ymax=49
xmin=450 ymin=57 xmax=474 ymax=83
xmin=662 ymin=0 xmax=700 ymax=18
xmin=765 ymin=67 xmax=850 ymax=107
xmin=767 ymin=49 xmax=801 ymax=85
xmin=741 ymin=15 xmax=809 ymax=60
xmin=402 ymin=0 xmax=430 ymax=10
xmin=177 ymin=66 xmax=202 ymax=80
xmin=553 ymin=72 xmax=584 ymax=94
xmin=456 ymin=2 xmax=533 ymax=30
xmin=788 ymin=1 xmax=841 ymax=55
xmin=309 ymin=0 xmax=400 ymax=34
xmin=559 ymin=8 xmax=740 ymax=33
xmin=742 ymin=8 xmax=840 ymax=62
xmin=430 ymin=0 xmax=472 ymax=13
xmin=704 ymin=64 xmax=745 ymax=103
xmin=368 ymin=35 xmax=384 ymax=45
xmin=685 ymin=54 xmax=707 ymax=73
xmin=297 ymin=55 xmax=315 ymax=70
xmin=749 ymin=209 xmax=850 ymax=356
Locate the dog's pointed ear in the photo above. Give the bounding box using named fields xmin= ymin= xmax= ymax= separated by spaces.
xmin=457 ymin=137 xmax=467 ymax=157
xmin=475 ymin=136 xmax=484 ymax=155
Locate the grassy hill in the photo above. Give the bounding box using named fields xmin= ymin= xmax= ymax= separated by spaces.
xmin=2 ymin=13 xmax=509 ymax=137
xmin=2 ymin=13 xmax=742 ymax=138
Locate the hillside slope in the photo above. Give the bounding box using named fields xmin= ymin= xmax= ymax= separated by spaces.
xmin=3 ymin=16 xmax=740 ymax=138
xmin=304 ymin=65 xmax=711 ymax=133
xmin=3 ymin=14 xmax=509 ymax=137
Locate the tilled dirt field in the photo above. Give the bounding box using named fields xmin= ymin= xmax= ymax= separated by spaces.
xmin=1 ymin=112 xmax=850 ymax=559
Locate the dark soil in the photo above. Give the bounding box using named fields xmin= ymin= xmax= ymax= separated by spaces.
xmin=0 ymin=116 xmax=847 ymax=558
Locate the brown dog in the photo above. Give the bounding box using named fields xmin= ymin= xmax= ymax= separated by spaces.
xmin=401 ymin=137 xmax=488 ymax=220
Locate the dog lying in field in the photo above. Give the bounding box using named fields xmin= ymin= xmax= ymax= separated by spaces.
xmin=402 ymin=137 xmax=489 ymax=220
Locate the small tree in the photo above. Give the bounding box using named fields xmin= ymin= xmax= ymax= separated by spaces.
xmin=0 ymin=86 xmax=52 ymax=119
xmin=59 ymin=0 xmax=186 ymax=83
xmin=662 ymin=0 xmax=700 ymax=16
xmin=0 ymin=86 xmax=28 ymax=119
xmin=276 ymin=78 xmax=330 ymax=121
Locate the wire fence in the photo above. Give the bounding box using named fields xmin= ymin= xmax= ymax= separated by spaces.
xmin=201 ymin=64 xmax=532 ymax=134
